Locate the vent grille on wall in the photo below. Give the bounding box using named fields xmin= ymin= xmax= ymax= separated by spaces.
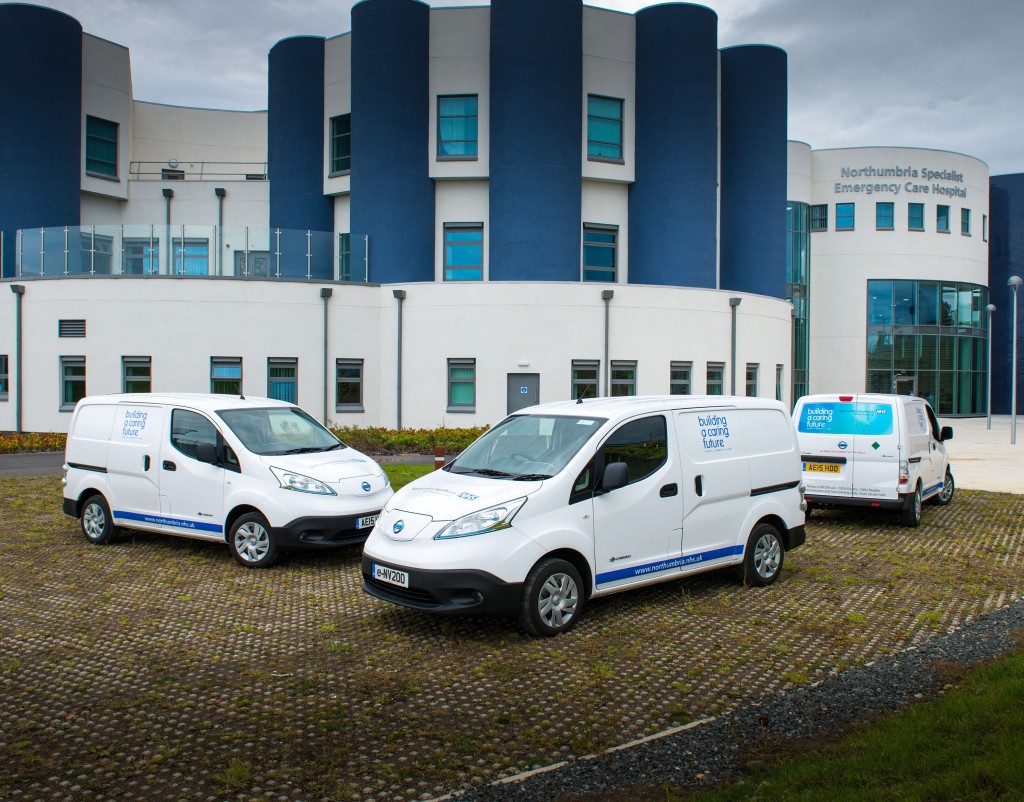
xmin=59 ymin=319 xmax=86 ymax=338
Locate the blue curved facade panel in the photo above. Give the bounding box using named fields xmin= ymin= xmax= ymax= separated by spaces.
xmin=629 ymin=4 xmax=718 ymax=288
xmin=268 ymin=35 xmax=334 ymax=277
xmin=988 ymin=174 xmax=1024 ymax=414
xmin=350 ymin=0 xmax=433 ymax=284
xmin=489 ymin=0 xmax=582 ymax=281
xmin=719 ymin=45 xmax=787 ymax=298
xmin=0 ymin=5 xmax=82 ymax=277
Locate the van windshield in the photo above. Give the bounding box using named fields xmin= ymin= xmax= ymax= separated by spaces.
xmin=449 ymin=414 xmax=606 ymax=480
xmin=218 ymin=407 xmax=345 ymax=456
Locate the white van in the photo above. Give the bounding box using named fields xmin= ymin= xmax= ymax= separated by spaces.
xmin=792 ymin=393 xmax=954 ymax=527
xmin=62 ymin=394 xmax=393 ymax=567
xmin=362 ymin=396 xmax=806 ymax=636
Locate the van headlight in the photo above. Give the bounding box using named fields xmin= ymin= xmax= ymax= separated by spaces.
xmin=270 ymin=466 xmax=336 ymax=495
xmin=434 ymin=498 xmax=527 ymax=540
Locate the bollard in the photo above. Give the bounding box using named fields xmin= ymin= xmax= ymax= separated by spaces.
xmin=434 ymin=445 xmax=446 ymax=471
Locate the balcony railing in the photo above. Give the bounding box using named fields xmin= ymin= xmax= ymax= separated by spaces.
xmin=9 ymin=225 xmax=365 ymax=282
xmin=129 ymin=161 xmax=269 ymax=181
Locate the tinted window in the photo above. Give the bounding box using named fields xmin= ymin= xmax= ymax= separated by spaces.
xmin=797 ymin=402 xmax=894 ymax=436
xmin=602 ymin=416 xmax=667 ymax=485
xmin=171 ymin=409 xmax=219 ymax=460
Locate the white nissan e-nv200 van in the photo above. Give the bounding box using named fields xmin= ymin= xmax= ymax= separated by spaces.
xmin=62 ymin=394 xmax=393 ymax=567
xmin=792 ymin=393 xmax=954 ymax=527
xmin=362 ymin=396 xmax=807 ymax=636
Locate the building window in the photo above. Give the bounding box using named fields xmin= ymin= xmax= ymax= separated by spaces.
xmin=447 ymin=358 xmax=476 ymax=411
xmin=876 ymin=202 xmax=894 ymax=230
xmin=775 ymin=364 xmax=784 ymax=402
xmin=582 ymin=224 xmax=617 ymax=282
xmin=610 ymin=360 xmax=636 ymax=397
xmin=58 ymin=319 xmax=86 ymax=338
xmin=60 ymin=356 xmax=86 ymax=410
xmin=835 ymin=203 xmax=855 ymax=231
xmin=937 ymin=205 xmax=950 ymax=233
xmin=268 ymin=358 xmax=297 ymax=404
xmin=587 ymin=95 xmax=623 ymax=161
xmin=124 ymin=238 xmax=159 ymax=275
xmin=161 ymin=168 xmax=185 ymax=181
xmin=122 ymin=356 xmax=151 ymax=393
xmin=211 ymin=357 xmax=242 ymax=395
xmin=961 ymin=208 xmax=971 ymax=236
xmin=745 ymin=364 xmax=759 ymax=397
xmin=336 ymin=359 xmax=364 ymax=411
xmin=572 ymin=360 xmax=599 ymax=401
xmin=330 ymin=114 xmax=351 ymax=175
xmin=0 ymin=355 xmax=8 ymax=401
xmin=172 ymin=238 xmax=210 ymax=276
xmin=983 ymin=214 xmax=989 ymax=242
xmin=670 ymin=361 xmax=692 ymax=395
xmin=444 ymin=224 xmax=483 ymax=281
xmin=437 ymin=95 xmax=478 ymax=159
xmin=85 ymin=116 xmax=118 ymax=179
xmin=338 ymin=233 xmax=352 ymax=281
xmin=809 ymin=204 xmax=828 ymax=232
xmin=908 ymin=203 xmax=925 ymax=231
xmin=706 ymin=362 xmax=725 ymax=395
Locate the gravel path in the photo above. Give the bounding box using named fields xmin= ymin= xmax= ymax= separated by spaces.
xmin=452 ymin=597 xmax=1024 ymax=801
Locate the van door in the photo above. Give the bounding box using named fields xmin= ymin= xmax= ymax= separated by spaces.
xmin=920 ymin=403 xmax=947 ymax=496
xmin=592 ymin=415 xmax=683 ymax=591
xmin=674 ymin=409 xmax=751 ymax=568
xmin=850 ymin=399 xmax=900 ymax=501
xmin=106 ymin=403 xmax=165 ymax=527
xmin=794 ymin=400 xmax=855 ymax=499
xmin=155 ymin=408 xmax=227 ymax=539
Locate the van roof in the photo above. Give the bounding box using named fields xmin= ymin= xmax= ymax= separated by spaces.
xmin=513 ymin=395 xmax=788 ymax=419
xmin=796 ymin=393 xmax=924 ymax=405
xmin=75 ymin=393 xmax=295 ymax=413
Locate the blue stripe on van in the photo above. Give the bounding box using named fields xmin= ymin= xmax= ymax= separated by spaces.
xmin=922 ymin=481 xmax=944 ymax=498
xmin=114 ymin=510 xmax=223 ymax=534
xmin=596 ymin=545 xmax=743 ymax=585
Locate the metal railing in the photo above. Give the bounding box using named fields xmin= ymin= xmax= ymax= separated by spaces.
xmin=11 ymin=225 xmax=366 ymax=283
xmin=128 ymin=161 xmax=269 ymax=181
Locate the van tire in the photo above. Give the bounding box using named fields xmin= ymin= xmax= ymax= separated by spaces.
xmin=930 ymin=468 xmax=955 ymax=507
xmin=901 ymin=486 xmax=923 ymax=527
xmin=519 ymin=558 xmax=583 ymax=637
xmin=739 ymin=522 xmax=784 ymax=587
xmin=80 ymin=494 xmax=117 ymax=544
xmin=227 ymin=512 xmax=280 ymax=568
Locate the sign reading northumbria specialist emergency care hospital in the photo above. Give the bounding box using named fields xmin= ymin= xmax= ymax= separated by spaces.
xmin=834 ymin=165 xmax=968 ymax=198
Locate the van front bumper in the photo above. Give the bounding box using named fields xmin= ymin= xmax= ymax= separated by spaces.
xmin=361 ymin=554 xmax=522 ymax=616
xmin=271 ymin=510 xmax=382 ymax=550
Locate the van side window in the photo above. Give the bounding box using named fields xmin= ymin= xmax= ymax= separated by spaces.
xmin=569 ymin=461 xmax=595 ymax=505
xmin=924 ymin=405 xmax=941 ymax=441
xmin=171 ymin=409 xmax=219 ymax=460
xmin=601 ymin=415 xmax=667 ymax=485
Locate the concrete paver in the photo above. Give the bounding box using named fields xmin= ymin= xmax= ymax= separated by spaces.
xmin=940 ymin=415 xmax=1023 ymax=493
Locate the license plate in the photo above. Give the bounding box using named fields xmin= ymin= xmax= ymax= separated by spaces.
xmin=373 ymin=563 xmax=409 ymax=588
xmin=804 ymin=462 xmax=841 ymax=474
xmin=357 ymin=514 xmax=378 ymax=529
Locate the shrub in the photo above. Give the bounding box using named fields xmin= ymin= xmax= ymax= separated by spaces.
xmin=0 ymin=432 xmax=68 ymax=454
xmin=329 ymin=425 xmax=488 ymax=455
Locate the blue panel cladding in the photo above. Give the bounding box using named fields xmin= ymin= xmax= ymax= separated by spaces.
xmin=719 ymin=45 xmax=787 ymax=298
xmin=629 ymin=4 xmax=718 ymax=288
xmin=988 ymin=174 xmax=1024 ymax=415
xmin=489 ymin=0 xmax=582 ymax=281
xmin=0 ymin=5 xmax=82 ymax=277
xmin=268 ymin=35 xmax=334 ymax=278
xmin=350 ymin=0 xmax=433 ymax=283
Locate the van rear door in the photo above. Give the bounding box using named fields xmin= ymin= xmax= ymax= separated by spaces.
xmin=849 ymin=397 xmax=899 ymax=502
xmin=794 ymin=400 xmax=855 ymax=499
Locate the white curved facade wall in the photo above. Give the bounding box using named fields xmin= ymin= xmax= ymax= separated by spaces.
xmin=0 ymin=280 xmax=792 ymax=433
xmin=806 ymin=147 xmax=989 ymax=395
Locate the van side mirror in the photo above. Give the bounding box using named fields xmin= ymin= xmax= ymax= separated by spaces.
xmin=195 ymin=442 xmax=219 ymax=465
xmin=939 ymin=426 xmax=953 ymax=442
xmin=598 ymin=461 xmax=629 ymax=494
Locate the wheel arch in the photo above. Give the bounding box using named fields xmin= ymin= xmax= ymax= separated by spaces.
xmin=752 ymin=513 xmax=793 ymax=551
xmin=74 ymin=487 xmax=107 ymax=517
xmin=224 ymin=504 xmax=264 ymax=541
xmin=538 ymin=548 xmax=594 ymax=599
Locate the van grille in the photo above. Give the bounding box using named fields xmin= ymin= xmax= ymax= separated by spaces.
xmin=364 ymin=574 xmax=440 ymax=608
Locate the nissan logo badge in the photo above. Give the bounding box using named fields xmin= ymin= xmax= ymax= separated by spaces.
xmin=361 ymin=481 xmax=371 ymax=492
xmin=838 ymin=440 xmax=848 ymax=450
xmin=393 ymin=520 xmax=405 ymax=535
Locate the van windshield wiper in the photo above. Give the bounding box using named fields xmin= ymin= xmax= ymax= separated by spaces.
xmin=461 ymin=468 xmax=514 ymax=478
xmin=283 ymin=446 xmax=328 ymax=454
xmin=513 ymin=473 xmax=552 ymax=481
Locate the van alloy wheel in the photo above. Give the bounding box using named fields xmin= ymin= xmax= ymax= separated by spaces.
xmin=80 ymin=494 xmax=117 ymax=544
xmin=519 ymin=558 xmax=584 ymax=637
xmin=739 ymin=522 xmax=784 ymax=587
xmin=932 ymin=468 xmax=955 ymax=507
xmin=901 ymin=486 xmax=923 ymax=528
xmin=228 ymin=512 xmax=280 ymax=568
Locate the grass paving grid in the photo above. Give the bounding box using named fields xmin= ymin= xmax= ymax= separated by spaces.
xmin=0 ymin=478 xmax=1022 ymax=801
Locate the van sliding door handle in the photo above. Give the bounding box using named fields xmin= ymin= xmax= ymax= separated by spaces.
xmin=162 ymin=460 xmax=176 ymax=472
xmin=660 ymin=483 xmax=678 ymax=498
xmin=143 ymin=455 xmax=151 ymax=471
xmin=694 ymin=475 xmax=704 ymax=497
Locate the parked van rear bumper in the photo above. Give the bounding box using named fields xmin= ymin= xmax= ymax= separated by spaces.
xmin=361 ymin=555 xmax=522 ymax=615
xmin=271 ymin=511 xmax=383 ymax=550
xmin=806 ymin=494 xmax=904 ymax=511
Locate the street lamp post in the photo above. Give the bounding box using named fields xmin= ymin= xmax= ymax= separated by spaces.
xmin=1010 ymin=276 xmax=1022 ymax=445
xmin=986 ymin=303 xmax=997 ymax=430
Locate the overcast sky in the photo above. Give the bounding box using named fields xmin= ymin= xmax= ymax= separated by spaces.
xmin=31 ymin=0 xmax=1024 ymax=175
